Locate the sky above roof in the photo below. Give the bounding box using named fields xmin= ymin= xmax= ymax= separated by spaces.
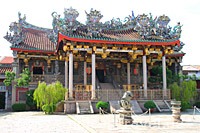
xmin=0 ymin=0 xmax=200 ymax=65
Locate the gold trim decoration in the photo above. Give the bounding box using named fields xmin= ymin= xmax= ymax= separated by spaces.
xmin=65 ymin=56 xmax=69 ymax=62
xmin=101 ymin=53 xmax=107 ymax=59
xmin=132 ymin=54 xmax=137 ymax=59
xmin=121 ymin=58 xmax=128 ymax=63
xmin=63 ymin=45 xmax=68 ymax=52
xmin=86 ymin=58 xmax=91 ymax=62
xmin=84 ymin=45 xmax=89 ymax=49
xmin=76 ymin=45 xmax=82 ymax=48
xmin=145 ymin=48 xmax=149 ymax=55
xmin=132 ymin=47 xmax=138 ymax=51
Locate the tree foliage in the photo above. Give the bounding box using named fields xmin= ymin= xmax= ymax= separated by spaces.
xmin=33 ymin=81 xmax=67 ymax=114
xmin=3 ymin=71 xmax=15 ymax=86
xmin=3 ymin=68 xmax=31 ymax=87
xmin=16 ymin=68 xmax=31 ymax=87
xmin=169 ymin=80 xmax=197 ymax=110
xmin=149 ymin=66 xmax=179 ymax=86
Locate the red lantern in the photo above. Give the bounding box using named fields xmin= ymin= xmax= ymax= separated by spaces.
xmin=86 ymin=67 xmax=92 ymax=75
xmin=134 ymin=68 xmax=138 ymax=75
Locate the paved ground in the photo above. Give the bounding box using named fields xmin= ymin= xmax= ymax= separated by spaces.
xmin=0 ymin=110 xmax=200 ymax=133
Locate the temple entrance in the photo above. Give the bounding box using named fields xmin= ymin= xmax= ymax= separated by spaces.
xmin=0 ymin=92 xmax=5 ymax=109
xmin=96 ymin=69 xmax=105 ymax=83
xmin=33 ymin=67 xmax=43 ymax=74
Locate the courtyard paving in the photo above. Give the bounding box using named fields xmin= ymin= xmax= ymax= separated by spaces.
xmin=0 ymin=110 xmax=200 ymax=133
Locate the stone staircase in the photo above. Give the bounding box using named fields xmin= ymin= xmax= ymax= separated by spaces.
xmin=76 ymin=101 xmax=94 ymax=114
xmin=109 ymin=100 xmax=143 ymax=114
xmin=153 ymin=100 xmax=171 ymax=112
xmin=98 ymin=83 xmax=121 ymax=101
xmin=130 ymin=100 xmax=143 ymax=114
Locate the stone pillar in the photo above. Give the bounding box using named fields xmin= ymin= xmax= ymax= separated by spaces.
xmin=91 ymin=53 xmax=96 ymax=99
xmin=68 ymin=52 xmax=73 ymax=99
xmin=162 ymin=55 xmax=167 ymax=98
xmin=143 ymin=55 xmax=147 ymax=98
xmin=127 ymin=63 xmax=130 ymax=84
xmin=55 ymin=60 xmax=59 ymax=81
xmin=84 ymin=61 xmax=87 ymax=85
xmin=11 ymin=51 xmax=18 ymax=105
xmin=65 ymin=61 xmax=68 ymax=88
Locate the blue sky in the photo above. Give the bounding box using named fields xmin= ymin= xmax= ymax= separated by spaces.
xmin=0 ymin=0 xmax=200 ymax=65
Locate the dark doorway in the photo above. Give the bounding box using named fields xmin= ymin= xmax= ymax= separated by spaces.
xmin=96 ymin=69 xmax=104 ymax=83
xmin=0 ymin=92 xmax=5 ymax=109
xmin=33 ymin=67 xmax=43 ymax=74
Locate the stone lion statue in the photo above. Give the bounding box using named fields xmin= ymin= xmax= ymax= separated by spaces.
xmin=119 ymin=91 xmax=133 ymax=110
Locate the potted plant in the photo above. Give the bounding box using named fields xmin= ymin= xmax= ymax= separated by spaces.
xmin=96 ymin=101 xmax=109 ymax=112
xmin=144 ymin=100 xmax=156 ymax=112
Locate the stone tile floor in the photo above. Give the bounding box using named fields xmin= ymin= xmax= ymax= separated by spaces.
xmin=0 ymin=110 xmax=199 ymax=133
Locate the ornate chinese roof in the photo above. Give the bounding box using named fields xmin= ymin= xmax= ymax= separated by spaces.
xmin=4 ymin=8 xmax=184 ymax=53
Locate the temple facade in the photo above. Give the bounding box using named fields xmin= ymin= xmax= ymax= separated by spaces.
xmin=4 ymin=8 xmax=185 ymax=106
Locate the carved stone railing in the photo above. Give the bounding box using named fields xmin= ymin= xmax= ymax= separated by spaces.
xmin=31 ymin=74 xmax=64 ymax=84
xmin=69 ymin=89 xmax=171 ymax=101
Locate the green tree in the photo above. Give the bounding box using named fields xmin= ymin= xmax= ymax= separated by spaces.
xmin=16 ymin=68 xmax=31 ymax=87
xmin=33 ymin=81 xmax=67 ymax=114
xmin=3 ymin=71 xmax=15 ymax=86
xmin=169 ymin=80 xmax=197 ymax=110
xmin=3 ymin=68 xmax=31 ymax=87
xmin=149 ymin=66 xmax=178 ymax=86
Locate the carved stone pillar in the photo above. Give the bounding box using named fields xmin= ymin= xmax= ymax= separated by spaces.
xmin=68 ymin=52 xmax=73 ymax=99
xmin=142 ymin=55 xmax=147 ymax=98
xmin=91 ymin=53 xmax=96 ymax=99
xmin=162 ymin=55 xmax=167 ymax=98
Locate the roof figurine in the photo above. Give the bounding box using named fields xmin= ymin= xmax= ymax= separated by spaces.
xmin=4 ymin=7 xmax=184 ymax=53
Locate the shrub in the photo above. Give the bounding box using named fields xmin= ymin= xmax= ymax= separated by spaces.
xmin=144 ymin=100 xmax=156 ymax=109
xmin=169 ymin=80 xmax=197 ymax=111
xmin=26 ymin=90 xmax=37 ymax=110
xmin=96 ymin=101 xmax=109 ymax=109
xmin=42 ymin=104 xmax=56 ymax=114
xmin=33 ymin=81 xmax=67 ymax=114
xmin=12 ymin=103 xmax=26 ymax=112
xmin=193 ymin=101 xmax=200 ymax=108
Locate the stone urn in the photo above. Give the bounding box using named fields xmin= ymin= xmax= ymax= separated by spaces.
xmin=171 ymin=100 xmax=182 ymax=122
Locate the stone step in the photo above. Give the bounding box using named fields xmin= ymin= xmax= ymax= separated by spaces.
xmin=154 ymin=100 xmax=171 ymax=112
xmin=130 ymin=100 xmax=143 ymax=114
xmin=76 ymin=101 xmax=94 ymax=114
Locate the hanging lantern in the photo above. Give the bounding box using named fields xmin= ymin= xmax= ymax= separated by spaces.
xmin=133 ymin=68 xmax=138 ymax=75
xmin=147 ymin=58 xmax=151 ymax=64
xmin=101 ymin=53 xmax=107 ymax=59
xmin=59 ymin=55 xmax=63 ymax=60
xmin=117 ymin=63 xmax=121 ymax=69
xmin=63 ymin=45 xmax=68 ymax=52
xmin=132 ymin=54 xmax=137 ymax=59
xmin=47 ymin=59 xmax=51 ymax=68
xmin=86 ymin=67 xmax=92 ymax=75
xmin=74 ymin=62 xmax=78 ymax=69
xmin=24 ymin=58 xmax=28 ymax=66
xmin=93 ymin=46 xmax=96 ymax=52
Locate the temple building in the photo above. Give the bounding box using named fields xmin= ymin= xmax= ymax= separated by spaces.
xmin=0 ymin=56 xmax=13 ymax=110
xmin=4 ymin=8 xmax=185 ymax=112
